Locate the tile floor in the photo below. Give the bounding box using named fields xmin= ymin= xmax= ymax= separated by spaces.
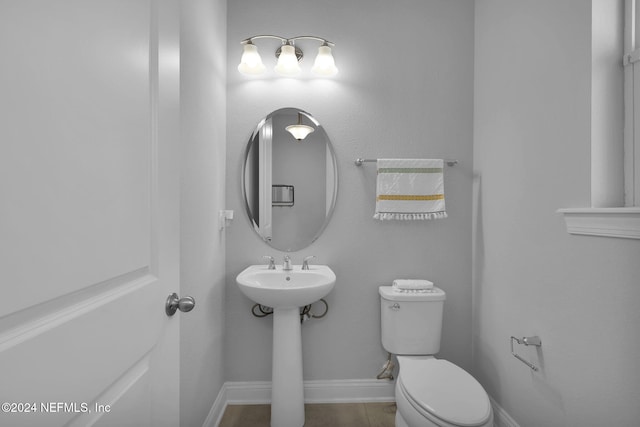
xmin=219 ymin=402 xmax=397 ymax=427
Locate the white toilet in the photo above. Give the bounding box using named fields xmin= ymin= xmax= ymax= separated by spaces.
xmin=380 ymin=286 xmax=494 ymax=427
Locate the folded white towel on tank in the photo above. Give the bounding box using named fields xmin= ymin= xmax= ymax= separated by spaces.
xmin=392 ymin=279 xmax=434 ymax=291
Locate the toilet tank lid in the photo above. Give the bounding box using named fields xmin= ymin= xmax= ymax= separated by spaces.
xmin=379 ymin=286 xmax=446 ymax=301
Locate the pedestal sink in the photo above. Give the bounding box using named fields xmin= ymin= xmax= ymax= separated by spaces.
xmin=236 ymin=264 xmax=336 ymax=427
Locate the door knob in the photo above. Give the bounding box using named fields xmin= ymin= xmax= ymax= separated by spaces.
xmin=165 ymin=293 xmax=196 ymax=316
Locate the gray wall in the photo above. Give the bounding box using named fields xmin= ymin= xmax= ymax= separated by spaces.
xmin=473 ymin=1 xmax=640 ymax=426
xmin=180 ymin=0 xmax=227 ymax=425
xmin=271 ymin=110 xmax=327 ymax=251
xmin=226 ymin=0 xmax=475 ymax=382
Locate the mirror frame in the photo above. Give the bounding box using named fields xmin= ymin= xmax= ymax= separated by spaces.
xmin=241 ymin=107 xmax=338 ymax=252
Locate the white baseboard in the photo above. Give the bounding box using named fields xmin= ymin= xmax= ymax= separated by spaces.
xmin=202 ymin=383 xmax=228 ymax=427
xmin=203 ymin=380 xmax=519 ymax=427
xmin=223 ymin=378 xmax=396 ymax=404
xmin=203 ymin=379 xmax=395 ymax=427
xmin=303 ymin=379 xmax=396 ymax=403
xmin=490 ymin=396 xmax=520 ymax=427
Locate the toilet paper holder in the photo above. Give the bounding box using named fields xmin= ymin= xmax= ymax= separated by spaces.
xmin=510 ymin=336 xmax=542 ymax=371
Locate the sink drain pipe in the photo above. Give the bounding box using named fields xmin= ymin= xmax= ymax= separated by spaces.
xmin=251 ymin=299 xmax=329 ymax=323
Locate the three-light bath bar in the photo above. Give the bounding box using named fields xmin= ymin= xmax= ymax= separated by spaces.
xmin=238 ymin=35 xmax=338 ymax=77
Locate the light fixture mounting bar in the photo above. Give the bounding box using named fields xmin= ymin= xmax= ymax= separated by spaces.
xmin=240 ymin=35 xmax=334 ymax=47
xmin=288 ymin=36 xmax=335 ymax=47
xmin=240 ymin=35 xmax=288 ymax=45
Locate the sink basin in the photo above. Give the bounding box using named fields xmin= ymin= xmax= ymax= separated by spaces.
xmin=236 ymin=264 xmax=336 ymax=308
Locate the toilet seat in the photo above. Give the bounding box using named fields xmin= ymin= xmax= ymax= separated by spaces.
xmin=397 ymin=356 xmax=492 ymax=427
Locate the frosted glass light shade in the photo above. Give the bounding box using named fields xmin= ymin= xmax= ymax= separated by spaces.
xmin=275 ymin=45 xmax=301 ymax=76
xmin=238 ymin=44 xmax=265 ymax=75
xmin=285 ymin=124 xmax=314 ymax=140
xmin=311 ymin=45 xmax=338 ymax=76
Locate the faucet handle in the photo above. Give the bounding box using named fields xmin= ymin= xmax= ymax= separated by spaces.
xmin=262 ymin=255 xmax=276 ymax=270
xmin=302 ymin=255 xmax=316 ymax=270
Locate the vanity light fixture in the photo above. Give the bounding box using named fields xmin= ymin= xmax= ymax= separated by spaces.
xmin=285 ymin=113 xmax=315 ymax=141
xmin=238 ymin=35 xmax=338 ymax=77
xmin=237 ymin=42 xmax=266 ymax=75
xmin=274 ymin=43 xmax=301 ymax=76
xmin=311 ymin=42 xmax=338 ymax=76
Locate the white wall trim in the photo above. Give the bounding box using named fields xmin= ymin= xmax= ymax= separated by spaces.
xmin=202 ymin=383 xmax=229 ymax=427
xmin=558 ymin=207 xmax=640 ymax=239
xmin=224 ymin=378 xmax=396 ymax=404
xmin=204 ymin=381 xmax=519 ymax=427
xmin=303 ymin=379 xmax=396 ymax=403
xmin=490 ymin=396 xmax=521 ymax=427
xmin=203 ymin=379 xmax=395 ymax=427
xmin=224 ymin=380 xmax=272 ymax=404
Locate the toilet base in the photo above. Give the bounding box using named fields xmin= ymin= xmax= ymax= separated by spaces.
xmin=395 ymin=411 xmax=409 ymax=427
xmin=397 ymin=410 xmax=494 ymax=427
xmin=397 ymin=410 xmax=435 ymax=427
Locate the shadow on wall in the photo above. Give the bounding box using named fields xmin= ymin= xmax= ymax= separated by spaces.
xmin=472 ymin=176 xmax=567 ymax=426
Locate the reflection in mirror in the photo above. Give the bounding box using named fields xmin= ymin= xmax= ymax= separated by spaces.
xmin=243 ymin=108 xmax=338 ymax=252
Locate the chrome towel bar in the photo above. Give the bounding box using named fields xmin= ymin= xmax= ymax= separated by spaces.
xmin=354 ymin=158 xmax=458 ymax=167
xmin=510 ymin=336 xmax=542 ymax=371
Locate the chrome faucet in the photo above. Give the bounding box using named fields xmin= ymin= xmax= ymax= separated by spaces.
xmin=263 ymin=255 xmax=276 ymax=270
xmin=302 ymin=255 xmax=316 ymax=270
xmin=283 ymin=255 xmax=293 ymax=271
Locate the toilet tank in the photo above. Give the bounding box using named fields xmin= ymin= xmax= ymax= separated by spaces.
xmin=379 ymin=286 xmax=446 ymax=355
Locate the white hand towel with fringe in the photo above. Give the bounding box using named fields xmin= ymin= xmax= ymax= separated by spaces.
xmin=374 ymin=159 xmax=447 ymax=220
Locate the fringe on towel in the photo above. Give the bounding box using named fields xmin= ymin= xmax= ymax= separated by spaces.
xmin=373 ymin=212 xmax=448 ymax=221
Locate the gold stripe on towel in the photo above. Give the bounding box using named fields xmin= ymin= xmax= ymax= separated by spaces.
xmin=377 ymin=194 xmax=444 ymax=201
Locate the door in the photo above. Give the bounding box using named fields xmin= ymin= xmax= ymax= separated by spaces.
xmin=259 ymin=117 xmax=273 ymax=242
xmin=0 ymin=1 xmax=181 ymax=426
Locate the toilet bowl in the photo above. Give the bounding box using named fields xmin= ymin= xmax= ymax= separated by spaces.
xmin=379 ymin=286 xmax=494 ymax=427
xmin=394 ymin=356 xmax=493 ymax=427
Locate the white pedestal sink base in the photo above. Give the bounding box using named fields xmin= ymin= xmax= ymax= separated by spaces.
xmin=235 ymin=265 xmax=337 ymax=427
xmin=271 ymin=307 xmax=305 ymax=427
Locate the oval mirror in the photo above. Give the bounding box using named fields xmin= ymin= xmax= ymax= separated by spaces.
xmin=242 ymin=108 xmax=338 ymax=252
